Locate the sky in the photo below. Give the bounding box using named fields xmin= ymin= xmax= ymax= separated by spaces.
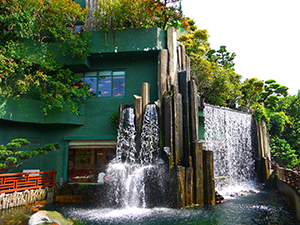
xmin=181 ymin=0 xmax=300 ymax=96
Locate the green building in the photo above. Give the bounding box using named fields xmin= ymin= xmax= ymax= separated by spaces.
xmin=0 ymin=28 xmax=170 ymax=183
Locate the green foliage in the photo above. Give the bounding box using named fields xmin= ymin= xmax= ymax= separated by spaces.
xmin=179 ymin=28 xmax=210 ymax=57
xmin=179 ymin=22 xmax=241 ymax=108
xmin=239 ymin=78 xmax=264 ymax=109
xmin=253 ymin=103 xmax=269 ymax=124
xmin=267 ymin=111 xmax=290 ymax=137
xmin=278 ymin=91 xmax=300 ymax=158
xmin=0 ymin=138 xmax=59 ymax=173
xmin=94 ymin=0 xmax=187 ymax=31
xmin=270 ymin=136 xmax=298 ymax=169
xmin=0 ymin=0 xmax=91 ymax=115
xmin=259 ymin=79 xmax=289 ymax=111
xmin=110 ymin=112 xmax=119 ymax=128
xmin=206 ymin=45 xmax=236 ymax=71
xmin=184 ymin=52 xmax=241 ymax=108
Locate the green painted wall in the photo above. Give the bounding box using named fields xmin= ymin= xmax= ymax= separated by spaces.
xmin=0 ymin=49 xmax=159 ymax=182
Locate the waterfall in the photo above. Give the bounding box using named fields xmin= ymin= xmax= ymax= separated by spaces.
xmin=106 ymin=105 xmax=168 ymax=208
xmin=204 ymin=105 xmax=256 ymax=197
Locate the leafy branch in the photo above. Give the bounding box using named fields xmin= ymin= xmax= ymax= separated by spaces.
xmin=0 ymin=138 xmax=59 ymax=173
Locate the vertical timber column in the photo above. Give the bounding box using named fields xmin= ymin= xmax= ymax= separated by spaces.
xmin=158 ymin=49 xmax=168 ymax=103
xmin=134 ymin=95 xmax=143 ymax=151
xmin=180 ymin=45 xmax=186 ymax=71
xmin=185 ymin=167 xmax=193 ymax=206
xmin=189 ymin=79 xmax=199 ymax=142
xmin=191 ymin=141 xmax=204 ymax=204
xmin=164 ymin=94 xmax=174 ymax=172
xmin=186 ymin=56 xmax=191 ymax=81
xmin=167 ymin=27 xmax=178 ymax=86
xmin=203 ymin=150 xmax=215 ymax=205
xmin=178 ymin=71 xmax=190 ymax=167
xmin=141 ymin=82 xmax=150 ymax=115
xmin=173 ymin=87 xmax=183 ymax=166
xmin=177 ymin=46 xmax=182 ymax=71
xmin=119 ymin=104 xmax=129 ymax=122
xmin=177 ymin=166 xmax=186 ymax=208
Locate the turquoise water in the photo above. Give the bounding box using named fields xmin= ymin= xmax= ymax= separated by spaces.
xmin=45 ymin=189 xmax=300 ymax=225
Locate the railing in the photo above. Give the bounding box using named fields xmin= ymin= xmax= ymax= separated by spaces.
xmin=275 ymin=166 xmax=300 ymax=192
xmin=0 ymin=169 xmax=57 ymax=194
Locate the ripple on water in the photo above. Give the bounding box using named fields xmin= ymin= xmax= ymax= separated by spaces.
xmin=44 ymin=189 xmax=299 ymax=225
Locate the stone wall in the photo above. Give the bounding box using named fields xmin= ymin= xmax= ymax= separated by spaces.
xmin=159 ymin=27 xmax=215 ymax=208
xmin=0 ymin=187 xmax=53 ymax=210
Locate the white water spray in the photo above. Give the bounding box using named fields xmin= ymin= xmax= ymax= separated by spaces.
xmin=106 ymin=105 xmax=168 ymax=208
xmin=204 ymin=105 xmax=257 ymax=197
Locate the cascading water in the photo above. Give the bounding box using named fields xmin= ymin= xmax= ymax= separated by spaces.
xmin=204 ymin=104 xmax=257 ymax=197
xmin=106 ymin=105 xmax=168 ymax=208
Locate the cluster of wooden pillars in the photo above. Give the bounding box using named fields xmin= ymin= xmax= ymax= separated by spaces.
xmin=158 ymin=27 xmax=215 ymax=208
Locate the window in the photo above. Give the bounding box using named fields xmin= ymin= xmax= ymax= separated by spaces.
xmin=68 ymin=140 xmax=116 ymax=184
xmin=83 ymin=70 xmax=125 ymax=97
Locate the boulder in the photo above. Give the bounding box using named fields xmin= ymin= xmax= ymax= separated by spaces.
xmin=28 ymin=210 xmax=73 ymax=225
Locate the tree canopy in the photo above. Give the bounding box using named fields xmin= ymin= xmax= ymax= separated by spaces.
xmin=94 ymin=0 xmax=188 ymax=31
xmin=0 ymin=0 xmax=91 ymax=115
xmin=179 ymin=21 xmax=241 ymax=108
xmin=206 ymin=45 xmax=236 ymax=71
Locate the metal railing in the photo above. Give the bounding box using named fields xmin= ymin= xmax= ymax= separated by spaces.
xmin=0 ymin=169 xmax=57 ymax=194
xmin=275 ymin=166 xmax=300 ymax=192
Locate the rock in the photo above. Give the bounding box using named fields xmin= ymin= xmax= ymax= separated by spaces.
xmin=28 ymin=210 xmax=73 ymax=225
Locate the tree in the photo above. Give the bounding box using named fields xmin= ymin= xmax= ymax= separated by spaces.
xmin=270 ymin=136 xmax=298 ymax=169
xmin=278 ymin=91 xmax=300 ymax=159
xmin=239 ymin=78 xmax=264 ymax=109
xmin=95 ymin=0 xmax=188 ymax=31
xmin=179 ymin=23 xmax=241 ymax=108
xmin=0 ymin=138 xmax=59 ymax=173
xmin=179 ymin=28 xmax=210 ymax=57
xmin=259 ymin=79 xmax=289 ymax=111
xmin=206 ymin=45 xmax=236 ymax=71
xmin=0 ymin=0 xmax=91 ymax=115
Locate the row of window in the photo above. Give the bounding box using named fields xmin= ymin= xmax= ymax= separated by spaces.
xmin=76 ymin=70 xmax=125 ymax=98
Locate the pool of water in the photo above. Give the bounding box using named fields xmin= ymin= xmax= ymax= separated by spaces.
xmin=43 ymin=189 xmax=300 ymax=225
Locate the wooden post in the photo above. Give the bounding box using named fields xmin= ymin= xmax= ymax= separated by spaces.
xmin=185 ymin=167 xmax=193 ymax=206
xmin=189 ymin=80 xmax=199 ymax=143
xmin=158 ymin=49 xmax=168 ymax=103
xmin=164 ymin=94 xmax=174 ymax=172
xmin=167 ymin=27 xmax=177 ymax=86
xmin=118 ymin=104 xmax=129 ymax=123
xmin=178 ymin=71 xmax=190 ymax=167
xmin=180 ymin=45 xmax=186 ymax=71
xmin=177 ymin=166 xmax=186 ymax=208
xmin=177 ymin=46 xmax=182 ymax=71
xmin=173 ymin=87 xmax=183 ymax=166
xmin=203 ymin=150 xmax=215 ymax=205
xmin=191 ymin=141 xmax=204 ymax=205
xmin=134 ymin=95 xmax=143 ymax=151
xmin=141 ymin=82 xmax=150 ymax=115
xmin=186 ymin=56 xmax=190 ymax=81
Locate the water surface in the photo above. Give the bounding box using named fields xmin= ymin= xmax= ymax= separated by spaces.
xmin=45 ymin=189 xmax=300 ymax=225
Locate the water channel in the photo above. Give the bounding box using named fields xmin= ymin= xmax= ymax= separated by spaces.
xmin=43 ymin=188 xmax=299 ymax=225
xmin=1 ymin=187 xmax=299 ymax=225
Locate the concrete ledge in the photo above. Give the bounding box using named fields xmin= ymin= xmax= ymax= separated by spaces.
xmin=0 ymin=98 xmax=84 ymax=125
xmin=0 ymin=187 xmax=54 ymax=210
xmin=276 ymin=178 xmax=300 ymax=218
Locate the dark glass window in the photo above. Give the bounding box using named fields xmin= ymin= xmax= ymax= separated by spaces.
xmin=68 ymin=143 xmax=116 ymax=184
xmin=83 ymin=70 xmax=125 ymax=97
